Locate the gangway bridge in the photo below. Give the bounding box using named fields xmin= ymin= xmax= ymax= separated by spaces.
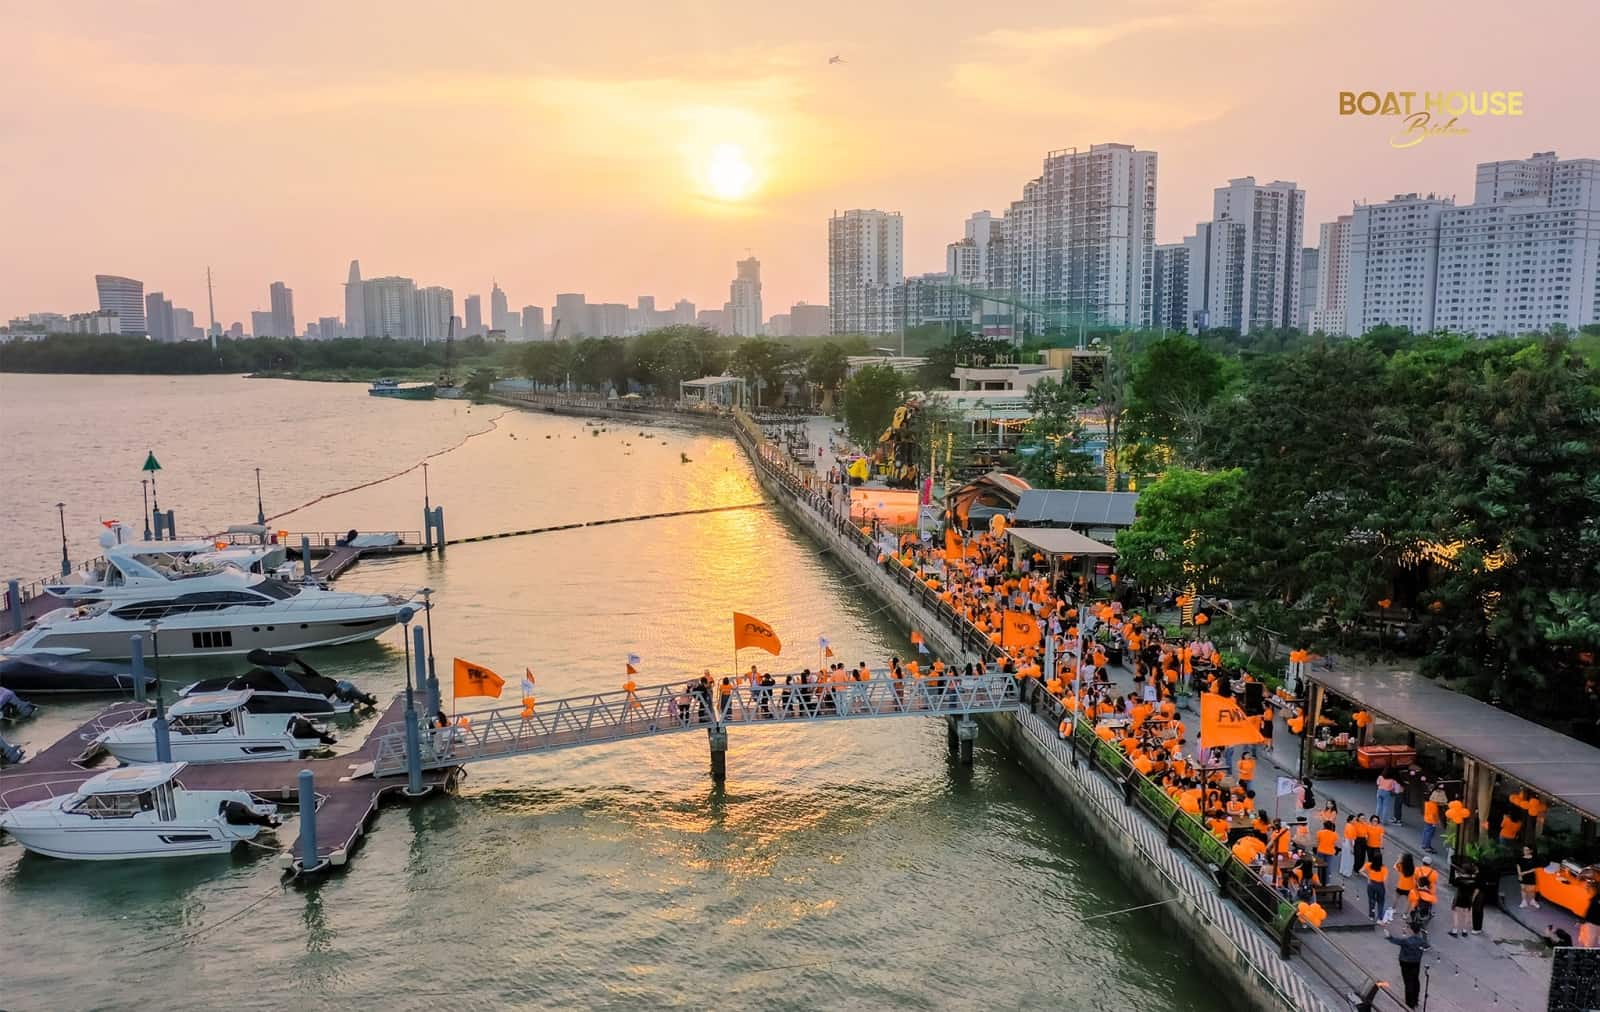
xmin=361 ymin=671 xmax=1020 ymax=780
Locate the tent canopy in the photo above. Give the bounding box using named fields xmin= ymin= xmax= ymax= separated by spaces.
xmin=1008 ymin=527 xmax=1117 ymax=558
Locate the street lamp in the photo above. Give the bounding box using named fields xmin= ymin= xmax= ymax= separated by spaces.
xmin=56 ymin=502 xmax=69 ymax=576
xmin=141 ymin=480 xmax=152 ymax=541
xmin=422 ymin=462 xmax=431 ymax=513
xmin=254 ymin=467 xmax=265 ymax=525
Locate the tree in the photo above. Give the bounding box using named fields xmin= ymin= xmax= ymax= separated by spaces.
xmin=1127 ymin=335 xmax=1230 ymax=467
xmin=1115 ymin=467 xmax=1247 ymax=591
xmin=1087 ymin=333 xmax=1136 ymax=488
xmin=729 ymin=338 xmax=786 ymax=406
xmin=1017 ymin=376 xmax=1097 ymax=489
xmin=571 ymin=337 xmax=627 ymax=392
xmin=463 ymin=367 xmax=497 ymax=401
xmin=522 ymin=341 xmax=572 ymax=387
xmin=806 ymin=342 xmax=849 ymax=411
xmin=841 ymin=364 xmax=907 ymax=448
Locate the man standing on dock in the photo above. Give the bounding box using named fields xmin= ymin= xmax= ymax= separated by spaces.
xmin=1382 ymin=918 xmax=1430 ymax=1008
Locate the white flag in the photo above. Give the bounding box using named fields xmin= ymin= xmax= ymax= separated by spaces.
xmin=1276 ymin=776 xmax=1298 ymax=797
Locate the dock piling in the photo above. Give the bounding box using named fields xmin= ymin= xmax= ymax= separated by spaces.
xmin=153 ymin=712 xmax=172 ymax=763
xmin=430 ymin=506 xmax=446 ymax=554
xmin=298 ymin=769 xmax=319 ymax=871
xmin=708 ymin=726 xmax=728 ymax=782
xmin=129 ymin=634 xmax=146 ymax=702
xmin=5 ymin=580 xmax=20 ymax=634
xmin=946 ymin=716 xmax=959 ymax=754
xmin=413 ymin=626 xmax=436 ymax=718
xmin=956 ymin=718 xmax=978 ymax=765
xmin=300 ymin=535 xmax=312 ymax=582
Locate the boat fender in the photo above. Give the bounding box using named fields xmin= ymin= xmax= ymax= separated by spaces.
xmin=220 ymin=799 xmax=280 ymax=827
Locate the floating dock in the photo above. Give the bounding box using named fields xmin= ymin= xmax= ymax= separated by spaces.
xmin=0 ymin=694 xmax=458 ymax=875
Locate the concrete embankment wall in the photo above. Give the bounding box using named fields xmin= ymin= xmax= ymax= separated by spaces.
xmin=736 ymin=435 xmax=1332 ymax=1012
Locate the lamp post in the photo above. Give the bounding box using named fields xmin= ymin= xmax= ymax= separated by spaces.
xmin=141 ymin=480 xmax=152 ymax=541
xmin=254 ymin=467 xmax=265 ymax=525
xmin=422 ymin=462 xmax=431 ymax=514
xmin=420 ymin=587 xmax=440 ymax=716
xmin=149 ymin=619 xmax=171 ymax=763
xmin=397 ymin=605 xmax=423 ymax=795
xmin=56 ymin=502 xmax=69 ymax=576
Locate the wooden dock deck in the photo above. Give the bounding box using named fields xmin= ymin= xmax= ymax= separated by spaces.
xmin=0 ymin=694 xmax=457 ymax=874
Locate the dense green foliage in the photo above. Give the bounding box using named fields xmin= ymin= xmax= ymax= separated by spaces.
xmin=1115 ymin=332 xmax=1600 ymax=730
xmin=1017 ymin=377 xmax=1098 ymax=489
xmin=0 ymin=333 xmax=513 ymax=377
xmin=841 ymin=365 xmax=908 ymax=448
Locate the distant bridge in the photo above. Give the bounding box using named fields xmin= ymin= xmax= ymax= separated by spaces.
xmin=361 ymin=672 xmax=1020 ymax=779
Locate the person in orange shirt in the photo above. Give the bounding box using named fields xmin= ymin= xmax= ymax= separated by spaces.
xmin=1364 ymin=856 xmax=1389 ymax=920
xmin=1365 ymin=814 xmax=1385 ymax=865
xmin=1316 ymin=821 xmax=1339 ymax=861
xmin=1344 ymin=816 xmax=1365 ymax=878
xmin=1237 ymin=754 xmax=1256 ymax=789
xmin=1499 ymin=812 xmax=1523 ymax=843
xmin=1422 ymin=786 xmax=1446 ymax=854
xmin=1394 ymin=853 xmax=1416 ymax=916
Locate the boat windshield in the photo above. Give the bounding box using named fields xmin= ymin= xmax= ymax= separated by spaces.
xmin=170 ymin=711 xmax=234 ymax=735
xmin=252 ymin=580 xmax=302 ymax=600
xmin=66 ymin=791 xmax=154 ymax=820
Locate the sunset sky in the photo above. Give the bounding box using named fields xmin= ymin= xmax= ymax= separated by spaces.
xmin=3 ymin=0 xmax=1596 ymax=327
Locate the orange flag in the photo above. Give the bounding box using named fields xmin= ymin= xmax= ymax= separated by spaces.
xmin=733 ymin=612 xmax=782 ymax=655
xmin=453 ymin=658 xmax=506 ymax=698
xmin=944 ymin=527 xmax=963 ymax=563
xmin=1200 ymin=692 xmax=1265 ymax=747
xmin=1001 ymin=610 xmax=1042 ymax=650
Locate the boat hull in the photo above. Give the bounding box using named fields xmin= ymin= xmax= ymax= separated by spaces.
xmin=103 ymin=736 xmax=318 ymax=765
xmin=369 ymin=385 xmax=436 ymax=400
xmin=0 ymin=654 xmax=155 ymax=695
xmin=17 ymin=614 xmax=397 ymax=660
xmin=0 ymin=823 xmax=258 ymax=860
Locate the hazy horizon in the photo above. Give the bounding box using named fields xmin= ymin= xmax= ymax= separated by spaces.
xmin=4 ymin=0 xmax=1597 ymax=328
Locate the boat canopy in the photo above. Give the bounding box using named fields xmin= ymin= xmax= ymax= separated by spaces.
xmin=79 ymin=762 xmax=186 ymax=795
xmin=170 ymin=690 xmax=252 ymax=715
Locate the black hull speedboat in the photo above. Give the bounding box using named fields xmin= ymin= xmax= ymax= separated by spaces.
xmin=0 ymin=653 xmax=155 ymax=696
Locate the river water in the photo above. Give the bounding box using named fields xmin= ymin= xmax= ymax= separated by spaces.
xmin=0 ymin=374 xmax=1227 ymax=1010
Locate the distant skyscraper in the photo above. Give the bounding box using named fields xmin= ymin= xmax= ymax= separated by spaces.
xmin=269 ymin=281 xmax=295 ymax=340
xmin=1346 ymin=193 xmax=1453 ymax=336
xmin=790 ymin=302 xmax=830 ymax=335
xmin=344 ymin=261 xmax=365 ymax=337
xmin=1181 ymin=176 xmax=1304 ymax=335
xmin=227 ymin=321 xmax=244 ymax=339
xmin=95 ymin=274 xmax=145 ymax=334
xmin=521 ymin=305 xmax=544 ymax=340
xmin=490 ymin=282 xmax=510 ymax=334
xmin=317 ymin=316 xmax=341 ymax=341
xmin=598 ymin=303 xmax=628 ymax=336
xmin=1151 ymin=244 xmax=1191 ymax=333
xmin=1298 ymin=248 xmax=1318 ymax=333
xmin=415 ymin=286 xmax=455 ymax=344
xmin=673 ymin=299 xmax=696 ymax=325
xmin=250 ymin=310 xmax=274 ymax=337
xmin=366 ymin=276 xmax=419 ymax=339
xmin=829 ymin=209 xmax=905 ymax=335
xmin=945 ymin=210 xmax=994 ymax=285
xmin=730 ymin=256 xmax=762 ymax=336
xmin=553 ymin=294 xmax=587 ymax=338
xmin=697 ymin=308 xmax=730 ymax=333
xmin=144 ymin=291 xmax=174 ymax=342
xmin=464 ymin=295 xmax=483 ymax=337
xmin=1312 ymin=214 xmax=1354 ymax=335
xmin=766 ymin=313 xmax=791 ymax=337
xmin=171 ymin=307 xmax=197 ymax=341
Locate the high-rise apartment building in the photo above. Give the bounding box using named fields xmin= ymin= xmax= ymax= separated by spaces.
xmin=828 ymin=209 xmax=905 ymax=335
xmin=490 ymin=282 xmax=510 ymax=334
xmin=269 ymin=282 xmax=295 ymax=340
xmin=317 ymin=316 xmax=341 ymax=341
xmin=250 ymin=311 xmax=274 ymax=337
xmin=730 ymin=256 xmax=763 ymax=336
xmin=1311 ymin=215 xmax=1354 ymax=335
xmin=553 ymin=294 xmax=586 ymax=338
xmin=1434 ymin=152 xmax=1600 ymax=336
xmin=946 ymin=211 xmax=995 ymax=285
xmin=522 ymin=305 xmax=544 ymax=340
xmin=95 ymin=274 xmax=145 ymax=334
xmin=1345 ymin=193 xmax=1453 ymax=336
xmin=172 ymin=307 xmax=198 ymax=341
xmin=765 ymin=313 xmax=791 ymax=337
xmin=365 ymin=276 xmax=419 ymax=339
xmin=464 ymin=295 xmax=483 ymax=337
xmin=1183 ymin=177 xmax=1305 ymax=334
xmin=344 ymin=261 xmax=365 ymax=337
xmin=1298 ymin=248 xmax=1318 ymax=333
xmin=144 ymin=291 xmax=175 ymax=342
xmin=903 ymin=273 xmax=968 ymax=328
xmin=1150 ymin=243 xmax=1192 ymax=333
xmin=672 ymin=299 xmax=696 ymax=325
xmin=415 ymin=286 xmax=455 ymax=344
xmin=988 ymin=143 xmax=1158 ymax=335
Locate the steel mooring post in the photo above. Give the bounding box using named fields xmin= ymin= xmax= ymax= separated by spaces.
xmin=708 ymin=726 xmax=728 ymax=782
xmin=301 ymin=535 xmax=313 ymax=582
xmin=297 ymin=770 xmax=319 ymax=872
xmin=7 ymin=579 xmax=23 ymax=634
xmin=129 ymin=634 xmax=147 ymax=702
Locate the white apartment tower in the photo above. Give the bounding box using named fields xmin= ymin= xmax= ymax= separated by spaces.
xmin=490 ymin=281 xmax=511 ymax=336
xmin=945 ymin=210 xmax=994 ymax=286
xmin=828 ymin=209 xmax=904 ymax=335
xmin=1434 ymin=152 xmax=1600 ymax=336
xmin=1312 ymin=215 xmax=1354 ymax=335
xmin=988 ymin=143 xmax=1158 ymax=334
xmin=1151 ymin=243 xmax=1192 ymax=333
xmin=1184 ymin=177 xmax=1305 ymax=334
xmin=730 ymin=256 xmax=763 ymax=336
xmin=1345 ymin=193 xmax=1454 ymax=336
xmin=415 ymin=286 xmax=455 ymax=344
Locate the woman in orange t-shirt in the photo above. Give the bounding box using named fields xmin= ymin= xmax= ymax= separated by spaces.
xmin=1365 ymin=814 xmax=1385 ymax=864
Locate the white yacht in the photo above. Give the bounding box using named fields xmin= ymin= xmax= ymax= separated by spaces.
xmin=0 ymin=763 xmax=280 ymax=861
xmin=97 ymin=690 xmax=337 ymax=764
xmin=5 ymin=546 xmax=416 ymax=660
xmin=44 ymin=524 xmax=287 ymax=603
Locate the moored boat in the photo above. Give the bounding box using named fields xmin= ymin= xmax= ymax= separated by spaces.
xmin=0 ymin=762 xmax=280 ymax=861
xmin=0 ymin=653 xmax=154 ymax=696
xmin=369 ymin=378 xmax=436 ymax=400
xmin=96 ymin=690 xmax=337 ymax=764
xmin=178 ymin=649 xmax=376 ymax=715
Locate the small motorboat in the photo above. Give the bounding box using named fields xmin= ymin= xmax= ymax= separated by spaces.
xmin=0 ymin=686 xmax=38 ymax=721
xmin=0 ymin=762 xmax=280 ymax=861
xmin=0 ymin=653 xmax=154 ymax=696
xmin=178 ymin=649 xmax=376 ymax=716
xmin=96 ymin=690 xmax=337 ymax=764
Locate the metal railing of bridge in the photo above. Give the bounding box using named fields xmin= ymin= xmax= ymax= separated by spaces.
xmin=368 ymin=671 xmax=1019 ymax=777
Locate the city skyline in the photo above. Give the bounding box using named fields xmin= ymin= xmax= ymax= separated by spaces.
xmin=4 ymin=1 xmax=1596 ymax=324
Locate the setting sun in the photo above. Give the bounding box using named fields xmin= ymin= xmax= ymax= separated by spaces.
xmin=704 ymin=143 xmax=756 ymax=201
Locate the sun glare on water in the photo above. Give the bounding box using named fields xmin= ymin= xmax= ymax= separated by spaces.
xmin=704 ymin=143 xmax=756 ymax=202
